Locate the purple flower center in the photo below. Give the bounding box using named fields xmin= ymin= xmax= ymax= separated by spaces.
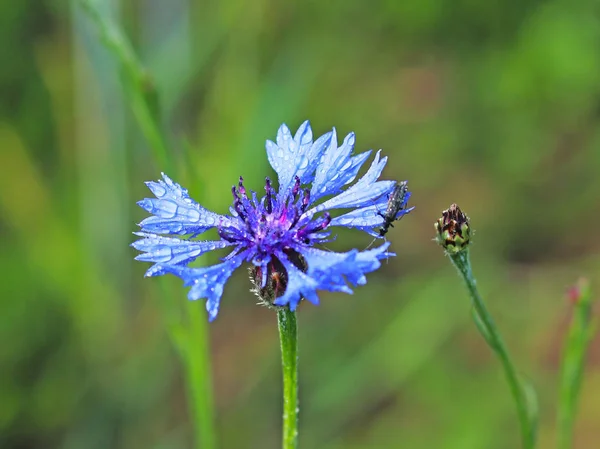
xmin=218 ymin=176 xmax=331 ymax=260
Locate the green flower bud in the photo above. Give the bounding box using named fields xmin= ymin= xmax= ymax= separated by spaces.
xmin=435 ymin=204 xmax=471 ymax=253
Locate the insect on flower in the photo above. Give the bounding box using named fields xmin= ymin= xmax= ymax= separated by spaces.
xmin=377 ymin=181 xmax=411 ymax=237
xmin=132 ymin=121 xmax=413 ymax=321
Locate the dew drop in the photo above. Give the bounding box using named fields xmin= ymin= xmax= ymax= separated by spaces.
xmin=335 ymin=217 xmax=352 ymax=225
xmin=151 ymin=246 xmax=174 ymax=263
xmin=178 ymin=207 xmax=200 ymax=222
xmin=152 ymin=184 xmax=166 ymax=196
xmin=158 ymin=200 xmax=178 ymax=218
xmin=298 ymin=156 xmax=309 ymax=170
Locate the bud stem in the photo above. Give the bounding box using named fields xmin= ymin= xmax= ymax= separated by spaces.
xmin=278 ymin=307 xmax=299 ymax=449
xmin=449 ymin=249 xmax=537 ymax=449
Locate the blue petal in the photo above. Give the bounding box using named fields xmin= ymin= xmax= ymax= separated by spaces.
xmin=137 ymin=173 xmax=226 ymax=235
xmin=302 ymin=243 xmax=391 ymax=289
xmin=396 ymin=205 xmax=414 ymax=219
xmin=341 ymin=243 xmax=392 ymax=285
xmin=266 ymin=121 xmax=332 ymax=195
xmin=131 ymin=232 xmax=233 ymax=277
xmin=329 ymin=183 xmax=413 ymax=234
xmin=154 ymin=252 xmax=247 ymax=321
xmin=307 ymin=150 xmax=396 ymax=214
xmin=328 ymin=199 xmax=387 ymax=230
xmin=273 ymin=244 xmax=391 ymax=310
xmin=310 ymin=130 xmax=373 ymax=202
xmin=272 ymin=254 xmax=320 ymax=310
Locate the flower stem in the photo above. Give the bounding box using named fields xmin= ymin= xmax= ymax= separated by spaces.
xmin=278 ymin=307 xmax=299 ymax=449
xmin=450 ymin=249 xmax=537 ymax=449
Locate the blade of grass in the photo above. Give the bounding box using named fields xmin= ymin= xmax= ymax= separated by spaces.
xmin=557 ymin=278 xmax=596 ymax=449
xmin=78 ymin=0 xmax=172 ymax=174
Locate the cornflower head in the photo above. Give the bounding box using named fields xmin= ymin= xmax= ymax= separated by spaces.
xmin=133 ymin=121 xmax=413 ymax=321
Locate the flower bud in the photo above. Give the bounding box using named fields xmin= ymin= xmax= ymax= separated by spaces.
xmin=249 ymin=252 xmax=308 ymax=309
xmin=249 ymin=262 xmax=287 ymax=308
xmin=566 ymin=277 xmax=591 ymax=306
xmin=435 ymin=204 xmax=471 ymax=253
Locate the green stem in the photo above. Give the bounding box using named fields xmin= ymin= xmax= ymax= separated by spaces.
xmin=278 ymin=307 xmax=299 ymax=449
xmin=450 ymin=250 xmax=536 ymax=449
xmin=557 ymin=280 xmax=593 ymax=449
xmin=186 ymin=304 xmax=217 ymax=449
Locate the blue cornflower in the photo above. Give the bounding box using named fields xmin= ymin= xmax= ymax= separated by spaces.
xmin=132 ymin=121 xmax=412 ymax=321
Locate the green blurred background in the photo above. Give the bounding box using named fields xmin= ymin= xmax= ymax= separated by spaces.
xmin=1 ymin=0 xmax=599 ymax=448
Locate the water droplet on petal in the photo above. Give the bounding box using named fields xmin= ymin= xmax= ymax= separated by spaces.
xmin=152 ymin=184 xmax=166 ymax=196
xmin=177 ymin=206 xmax=200 ymax=222
xmin=189 ymin=249 xmax=201 ymax=258
xmin=158 ymin=200 xmax=178 ymax=218
xmin=152 ymin=246 xmax=174 ymax=263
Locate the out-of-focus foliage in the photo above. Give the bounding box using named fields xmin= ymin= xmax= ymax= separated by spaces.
xmin=1 ymin=0 xmax=599 ymax=448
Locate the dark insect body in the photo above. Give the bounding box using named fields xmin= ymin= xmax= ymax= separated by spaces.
xmin=377 ymin=181 xmax=409 ymax=237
